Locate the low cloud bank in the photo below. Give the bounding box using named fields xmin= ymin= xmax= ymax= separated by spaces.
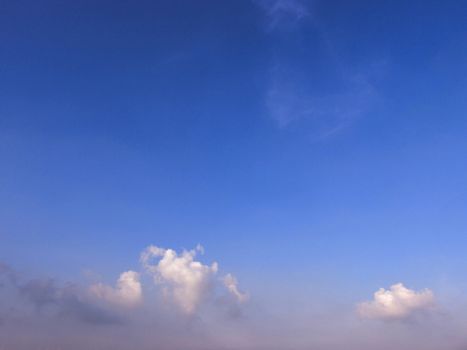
xmin=2 ymin=250 xmax=461 ymax=350
xmin=0 ymin=244 xmax=248 ymax=324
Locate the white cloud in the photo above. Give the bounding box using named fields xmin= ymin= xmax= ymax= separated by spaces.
xmin=266 ymin=67 xmax=376 ymax=136
xmin=254 ymin=0 xmax=309 ymax=30
xmin=140 ymin=245 xmax=219 ymax=314
xmin=357 ymin=283 xmax=435 ymax=320
xmin=89 ymin=270 xmax=142 ymax=308
xmin=223 ymin=273 xmax=249 ymax=303
xmin=255 ymin=0 xmax=381 ymax=138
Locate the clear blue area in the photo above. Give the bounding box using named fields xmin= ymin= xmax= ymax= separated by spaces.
xmin=1 ymin=0 xmax=467 ymax=298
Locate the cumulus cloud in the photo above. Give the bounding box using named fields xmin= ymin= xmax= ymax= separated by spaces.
xmin=140 ymin=245 xmax=219 ymax=314
xmin=89 ymin=271 xmax=142 ymax=308
xmin=140 ymin=244 xmax=248 ymax=314
xmin=223 ymin=273 xmax=249 ymax=303
xmin=357 ymin=283 xmax=435 ymax=320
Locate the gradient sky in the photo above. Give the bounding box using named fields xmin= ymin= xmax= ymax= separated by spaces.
xmin=1 ymin=1 xmax=467 ymax=349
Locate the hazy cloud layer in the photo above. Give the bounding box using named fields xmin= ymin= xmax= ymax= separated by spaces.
xmin=357 ymin=283 xmax=435 ymax=320
xmin=0 ymin=246 xmax=253 ymax=349
xmin=17 ymin=277 xmax=123 ymax=325
xmin=0 ymin=244 xmax=249 ymax=327
xmin=0 ymin=254 xmax=467 ymax=350
xmin=1 ymin=255 xmax=464 ymax=350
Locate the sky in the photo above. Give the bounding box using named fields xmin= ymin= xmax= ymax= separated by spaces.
xmin=1 ymin=0 xmax=467 ymax=349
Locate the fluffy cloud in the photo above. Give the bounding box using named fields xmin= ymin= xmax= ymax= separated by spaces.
xmin=223 ymin=273 xmax=249 ymax=303
xmin=357 ymin=283 xmax=435 ymax=320
xmin=140 ymin=245 xmax=247 ymax=314
xmin=140 ymin=245 xmax=218 ymax=314
xmin=89 ymin=271 xmax=142 ymax=308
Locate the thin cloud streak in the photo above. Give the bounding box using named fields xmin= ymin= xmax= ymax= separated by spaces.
xmin=266 ymin=65 xmax=378 ymax=140
xmin=254 ymin=0 xmax=310 ymax=31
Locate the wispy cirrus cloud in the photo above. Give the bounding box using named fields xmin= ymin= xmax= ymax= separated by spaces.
xmin=254 ymin=0 xmax=310 ymax=31
xmin=255 ymin=0 xmax=381 ymax=139
xmin=266 ymin=66 xmax=376 ymax=137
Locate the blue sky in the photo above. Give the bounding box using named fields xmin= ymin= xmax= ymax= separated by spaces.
xmin=1 ymin=1 xmax=467 ymax=349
